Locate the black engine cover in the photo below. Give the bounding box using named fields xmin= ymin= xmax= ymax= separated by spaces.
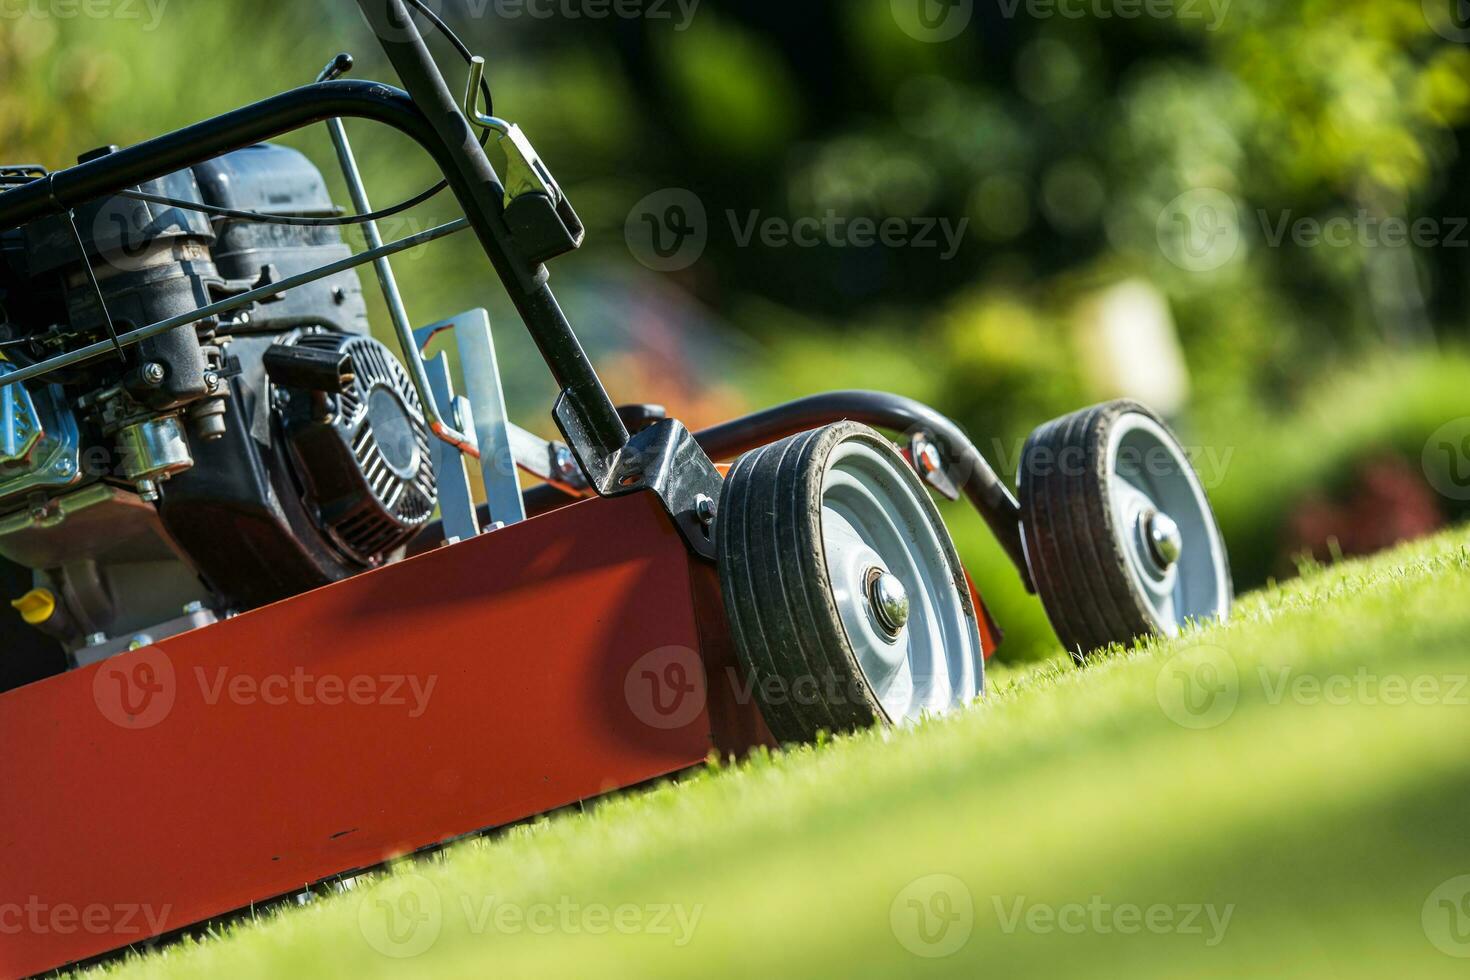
xmin=156 ymin=375 xmax=360 ymax=608
xmin=272 ymin=333 xmax=437 ymax=567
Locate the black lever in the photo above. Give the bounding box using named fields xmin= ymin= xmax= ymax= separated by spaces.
xmin=317 ymin=53 xmax=355 ymax=84
xmin=263 ymin=343 xmax=354 ymax=394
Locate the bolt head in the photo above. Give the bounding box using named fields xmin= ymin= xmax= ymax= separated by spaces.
xmin=1144 ymin=510 xmax=1183 ymax=569
xmin=142 ymin=362 xmax=166 ymax=386
xmin=554 ymin=446 xmax=578 ymax=478
xmin=915 ymin=440 xmax=943 ymax=476
xmin=695 ymin=493 xmax=717 ymax=526
xmin=867 ymin=568 xmax=910 ymax=636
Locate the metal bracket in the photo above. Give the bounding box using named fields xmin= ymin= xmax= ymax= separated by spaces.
xmin=910 ymin=431 xmax=962 ymax=501
xmin=422 ymin=351 xmax=481 ymax=541
xmin=415 ymin=310 xmax=526 ymax=528
xmin=554 ymin=394 xmax=723 ymax=561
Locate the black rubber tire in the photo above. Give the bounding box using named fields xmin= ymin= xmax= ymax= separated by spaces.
xmin=715 ymin=421 xmax=973 ymax=744
xmin=1018 ymin=400 xmax=1231 ymax=661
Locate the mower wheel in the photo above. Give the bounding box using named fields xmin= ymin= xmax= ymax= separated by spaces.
xmin=1019 ymin=400 xmax=1232 ymax=660
xmin=716 ymin=422 xmax=984 ymax=744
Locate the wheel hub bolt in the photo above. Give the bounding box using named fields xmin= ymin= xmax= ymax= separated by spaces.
xmin=866 ymin=568 xmax=910 ymax=636
xmin=1143 ymin=510 xmax=1183 ymax=569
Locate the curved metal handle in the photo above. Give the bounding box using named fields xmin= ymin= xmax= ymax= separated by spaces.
xmin=463 ymin=57 xmax=511 ymax=135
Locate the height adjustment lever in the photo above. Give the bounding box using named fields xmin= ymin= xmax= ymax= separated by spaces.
xmin=463 ymin=57 xmax=584 ymax=266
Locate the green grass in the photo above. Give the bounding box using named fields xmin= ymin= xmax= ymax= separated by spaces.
xmin=92 ymin=527 xmax=1470 ymax=979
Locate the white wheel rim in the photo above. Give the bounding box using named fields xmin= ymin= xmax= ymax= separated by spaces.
xmin=819 ymin=441 xmax=983 ymax=724
xmin=1105 ymin=414 xmax=1230 ymax=634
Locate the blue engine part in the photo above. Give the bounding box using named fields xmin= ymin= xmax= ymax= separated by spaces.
xmin=0 ymin=362 xmax=82 ymax=508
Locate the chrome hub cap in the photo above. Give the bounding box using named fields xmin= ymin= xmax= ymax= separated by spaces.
xmin=1107 ymin=415 xmax=1230 ymax=636
xmin=820 ymin=441 xmax=983 ymax=723
xmin=866 ymin=567 xmax=911 ymax=638
xmin=1140 ymin=509 xmax=1184 ymax=570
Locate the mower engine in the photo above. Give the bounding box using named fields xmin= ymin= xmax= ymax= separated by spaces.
xmin=0 ymin=144 xmax=437 ymax=672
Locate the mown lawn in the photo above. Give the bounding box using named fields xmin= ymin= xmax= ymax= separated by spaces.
xmin=92 ymin=527 xmax=1470 ymax=979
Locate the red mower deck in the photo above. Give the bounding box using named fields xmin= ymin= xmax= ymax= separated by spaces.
xmin=0 ymin=493 xmax=748 ymax=977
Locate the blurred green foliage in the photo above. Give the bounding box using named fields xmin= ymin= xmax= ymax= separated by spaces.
xmin=3 ymin=0 xmax=1470 ymax=659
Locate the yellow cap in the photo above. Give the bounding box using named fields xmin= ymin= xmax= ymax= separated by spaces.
xmin=11 ymin=588 xmax=56 ymax=626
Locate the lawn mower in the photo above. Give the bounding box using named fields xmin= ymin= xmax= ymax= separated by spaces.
xmin=0 ymin=2 xmax=1233 ymax=975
